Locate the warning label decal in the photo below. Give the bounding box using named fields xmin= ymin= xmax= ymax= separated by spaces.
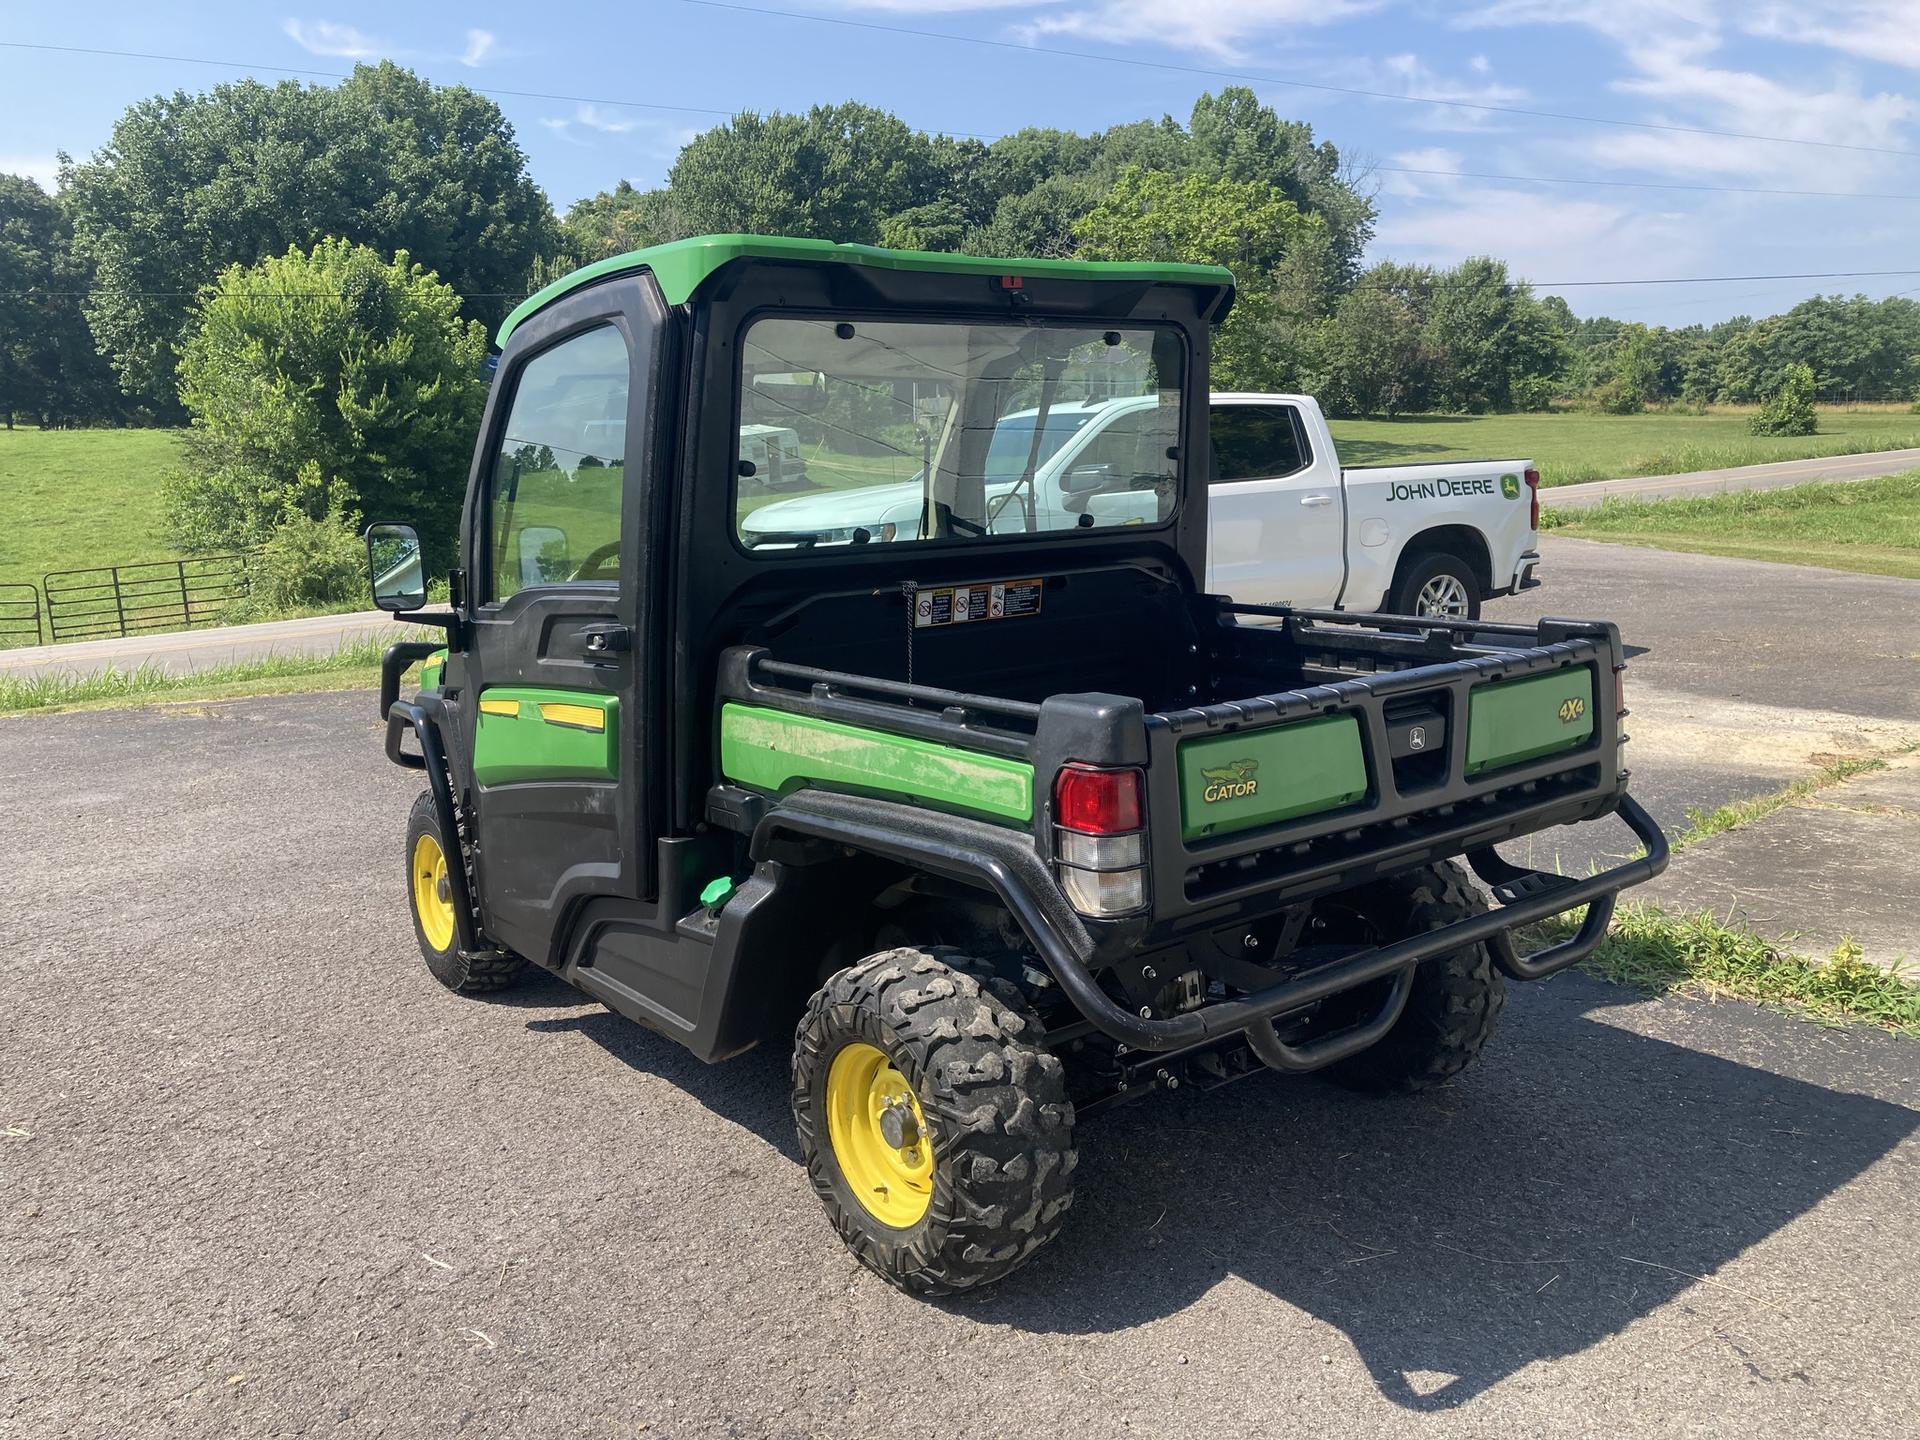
xmin=911 ymin=577 xmax=1044 ymax=629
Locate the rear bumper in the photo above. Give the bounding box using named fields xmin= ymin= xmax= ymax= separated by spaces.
xmin=754 ymin=786 xmax=1667 ymax=1072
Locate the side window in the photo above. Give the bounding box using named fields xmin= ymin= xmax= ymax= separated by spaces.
xmin=485 ymin=325 xmax=629 ymax=602
xmin=1210 ymin=405 xmax=1310 ymax=483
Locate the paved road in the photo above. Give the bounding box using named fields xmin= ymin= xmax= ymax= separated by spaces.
xmin=2 ymin=690 xmax=1915 ymax=1438
xmin=1487 ymin=535 xmax=1920 ymax=876
xmin=0 ymin=610 xmax=400 ymax=682
xmin=1544 ymin=445 xmax=1920 ymax=509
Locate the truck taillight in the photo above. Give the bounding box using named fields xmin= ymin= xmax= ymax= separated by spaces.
xmin=1525 ymin=466 xmax=1541 ymax=531
xmin=1615 ymin=664 xmax=1628 ymax=717
xmin=1053 ymin=764 xmax=1148 ymax=917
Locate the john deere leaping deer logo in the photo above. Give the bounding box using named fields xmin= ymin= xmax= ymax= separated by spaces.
xmin=1200 ymin=758 xmax=1260 ymax=803
xmin=1558 ymin=696 xmax=1586 ymax=724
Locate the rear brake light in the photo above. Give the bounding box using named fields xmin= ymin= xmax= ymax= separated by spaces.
xmin=1615 ymin=665 xmax=1628 ymax=717
xmin=1054 ymin=764 xmax=1143 ymax=835
xmin=1052 ymin=764 xmax=1147 ymax=917
xmin=1525 ymin=467 xmax=1541 ymax=531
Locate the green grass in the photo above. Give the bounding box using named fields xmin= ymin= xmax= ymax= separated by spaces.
xmin=1541 ymin=469 xmax=1920 ymax=579
xmin=1330 ymin=405 xmax=1920 ymax=488
xmin=0 ymin=427 xmax=183 ymax=591
xmin=0 ymin=634 xmax=412 ymax=716
xmin=1672 ymin=753 xmax=1895 ymax=850
xmin=1574 ymin=905 xmax=1918 ymax=1036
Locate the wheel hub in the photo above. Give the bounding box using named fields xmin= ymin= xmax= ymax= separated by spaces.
xmin=824 ymin=1042 xmax=934 ymax=1228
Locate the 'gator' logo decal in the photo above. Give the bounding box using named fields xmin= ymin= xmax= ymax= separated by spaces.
xmin=1501 ymin=473 xmax=1522 ymax=500
xmin=1200 ymin=758 xmax=1260 ymax=802
xmin=1559 ymin=697 xmax=1586 ymax=724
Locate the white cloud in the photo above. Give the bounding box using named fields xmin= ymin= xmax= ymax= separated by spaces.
xmin=0 ymin=155 xmax=61 ymax=192
xmin=281 ymin=18 xmax=384 ymax=59
xmin=1018 ymin=0 xmax=1380 ymax=62
xmin=1746 ymin=3 xmax=1920 ymax=72
xmin=460 ymin=29 xmax=496 ymax=67
xmin=538 ymin=105 xmax=657 ymax=143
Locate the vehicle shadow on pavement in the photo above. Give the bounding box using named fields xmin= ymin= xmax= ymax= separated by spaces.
xmin=518 ymin=970 xmax=1914 ymax=1414
xmin=958 ymin=974 xmax=1918 ymax=1411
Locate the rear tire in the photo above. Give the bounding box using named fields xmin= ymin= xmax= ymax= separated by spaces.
xmin=792 ymin=947 xmax=1076 ymax=1296
xmin=405 ymin=790 xmax=525 ymax=994
xmin=1323 ymin=861 xmax=1505 ymax=1094
xmin=1391 ymin=550 xmax=1482 ymax=621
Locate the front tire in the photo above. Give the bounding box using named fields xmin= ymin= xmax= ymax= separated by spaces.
xmin=792 ymin=947 xmax=1076 ymax=1296
xmin=1391 ymin=550 xmax=1482 ymax=621
xmin=1322 ymin=861 xmax=1506 ymax=1093
xmin=405 ymin=790 xmax=525 ymax=994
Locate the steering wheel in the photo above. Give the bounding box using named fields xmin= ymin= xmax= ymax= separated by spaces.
xmin=572 ymin=541 xmax=621 ymax=582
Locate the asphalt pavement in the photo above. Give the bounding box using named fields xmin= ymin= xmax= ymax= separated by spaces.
xmin=0 ymin=610 xmax=398 ymax=682
xmin=1543 ymin=445 xmax=1920 ymax=509
xmin=4 ymin=688 xmax=1919 ymax=1436
xmin=1488 ymin=535 xmax=1920 ymax=876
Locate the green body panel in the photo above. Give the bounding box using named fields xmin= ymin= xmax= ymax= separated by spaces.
xmin=1466 ymin=669 xmax=1596 ymax=776
xmin=720 ymin=703 xmax=1034 ymax=824
xmin=1179 ymin=714 xmax=1369 ymax=841
xmin=472 ymin=687 xmax=620 ymax=787
xmin=419 ymin=648 xmax=447 ymax=693
xmin=497 ymin=234 xmax=1237 ymax=345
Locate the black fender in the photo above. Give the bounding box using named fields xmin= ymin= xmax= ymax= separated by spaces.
xmin=385 ymin=698 xmax=485 ymax=956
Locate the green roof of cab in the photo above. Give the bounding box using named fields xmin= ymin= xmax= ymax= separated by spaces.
xmin=496 ymin=234 xmax=1237 ymax=347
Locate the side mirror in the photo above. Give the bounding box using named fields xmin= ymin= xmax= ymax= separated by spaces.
xmin=366 ymin=522 xmax=426 ymax=612
xmin=1062 ymin=462 xmax=1118 ymax=495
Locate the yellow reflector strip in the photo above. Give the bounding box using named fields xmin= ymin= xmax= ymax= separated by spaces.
xmin=477 ymin=698 xmax=519 ymax=718
xmin=537 ymin=702 xmax=607 ymax=732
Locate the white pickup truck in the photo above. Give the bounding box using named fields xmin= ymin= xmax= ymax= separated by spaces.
xmin=740 ymin=392 xmax=1542 ymax=619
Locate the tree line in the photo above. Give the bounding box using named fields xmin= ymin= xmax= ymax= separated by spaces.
xmin=1 ymin=64 xmax=1914 ymax=585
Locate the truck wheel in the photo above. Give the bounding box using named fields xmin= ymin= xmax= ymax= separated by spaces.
xmin=405 ymin=790 xmax=525 ymax=994
xmin=792 ymin=947 xmax=1076 ymax=1296
xmin=1322 ymin=861 xmax=1505 ymax=1093
xmin=1392 ymin=551 xmax=1481 ymax=620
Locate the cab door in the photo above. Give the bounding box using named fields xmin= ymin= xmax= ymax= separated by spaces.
xmin=1206 ymin=401 xmax=1345 ymax=609
xmin=453 ymin=281 xmax=666 ymax=964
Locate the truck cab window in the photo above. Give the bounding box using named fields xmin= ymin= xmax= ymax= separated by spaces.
xmin=1211 ymin=405 xmax=1310 ymax=482
xmin=485 ymin=324 xmax=630 ymax=601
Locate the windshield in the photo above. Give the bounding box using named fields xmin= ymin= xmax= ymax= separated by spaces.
xmin=735 ymin=316 xmax=1184 ymax=550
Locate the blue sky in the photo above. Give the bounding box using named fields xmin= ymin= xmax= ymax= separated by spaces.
xmin=3 ymin=1 xmax=1917 ymax=323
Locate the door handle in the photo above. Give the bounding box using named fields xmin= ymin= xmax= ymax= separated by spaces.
xmin=581 ymin=624 xmax=631 ymax=655
xmin=1300 ymin=494 xmax=1334 ymax=508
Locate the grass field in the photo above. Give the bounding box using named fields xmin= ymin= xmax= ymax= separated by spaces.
xmin=1542 ymin=470 xmax=1920 ymax=580
xmin=1330 ymin=405 xmax=1920 ymax=487
xmin=0 ymin=428 xmax=183 ymax=592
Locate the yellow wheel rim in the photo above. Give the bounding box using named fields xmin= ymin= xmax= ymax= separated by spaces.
xmin=825 ymin=1041 xmax=934 ymax=1229
xmin=410 ymin=831 xmax=457 ymax=953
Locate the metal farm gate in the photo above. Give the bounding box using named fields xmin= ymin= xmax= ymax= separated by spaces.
xmin=42 ymin=555 xmax=250 ymax=642
xmin=0 ymin=583 xmax=43 ymax=647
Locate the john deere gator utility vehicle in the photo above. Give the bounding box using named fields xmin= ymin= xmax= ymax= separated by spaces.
xmin=366 ymin=235 xmax=1667 ymax=1295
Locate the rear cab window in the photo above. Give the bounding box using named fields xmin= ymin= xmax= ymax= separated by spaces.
xmin=1211 ymin=404 xmax=1311 ymax=483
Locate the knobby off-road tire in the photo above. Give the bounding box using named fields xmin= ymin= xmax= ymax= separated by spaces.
xmin=792 ymin=947 xmax=1077 ymax=1296
xmin=405 ymin=789 xmax=526 ymax=994
xmin=1325 ymin=861 xmax=1506 ymax=1094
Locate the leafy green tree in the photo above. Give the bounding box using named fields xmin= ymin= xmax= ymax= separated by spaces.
xmin=164 ymin=239 xmax=489 ymax=565
xmin=667 ymin=103 xmax=937 ymax=243
xmin=1073 ymin=166 xmax=1320 ymax=389
xmin=1750 ymin=361 xmax=1818 ymax=436
xmin=1590 ymin=323 xmax=1660 ymax=413
xmin=1423 ymin=258 xmax=1566 ymax=412
xmin=560 ymin=182 xmax=692 ymax=261
xmin=0 ymin=174 xmax=127 ymax=427
xmin=61 ymin=63 xmax=552 ymax=410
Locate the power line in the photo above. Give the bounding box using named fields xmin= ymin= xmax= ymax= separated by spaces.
xmin=1528 ymin=269 xmax=1920 ymax=288
xmin=1378 ymin=165 xmax=1920 ymax=204
xmin=680 ymin=0 xmax=1920 ymax=162
xmin=11 ymin=36 xmax=1918 ymax=211
xmin=0 ymin=39 xmax=1001 ymax=139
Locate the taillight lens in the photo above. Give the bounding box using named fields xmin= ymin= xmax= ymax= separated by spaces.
xmin=1054 ymin=764 xmax=1143 ymax=835
xmin=1052 ymin=764 xmax=1148 ymax=917
xmin=1615 ymin=665 xmax=1628 ymax=717
xmin=1525 ymin=467 xmax=1541 ymax=531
